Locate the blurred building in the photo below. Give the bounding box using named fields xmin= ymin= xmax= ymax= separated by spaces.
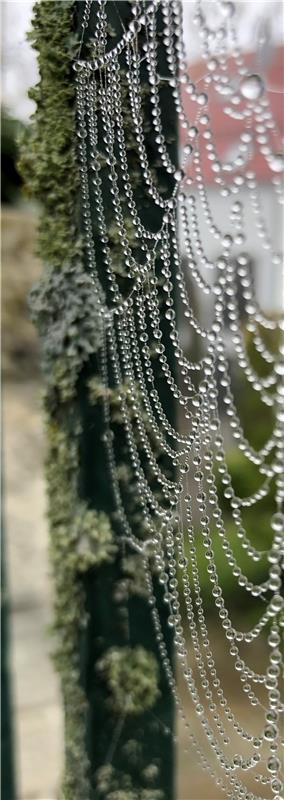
xmin=180 ymin=45 xmax=284 ymax=317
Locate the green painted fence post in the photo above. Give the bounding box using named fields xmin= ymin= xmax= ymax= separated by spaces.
xmin=20 ymin=3 xmax=177 ymax=797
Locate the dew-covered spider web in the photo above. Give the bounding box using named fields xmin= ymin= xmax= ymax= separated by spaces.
xmin=74 ymin=2 xmax=284 ymax=797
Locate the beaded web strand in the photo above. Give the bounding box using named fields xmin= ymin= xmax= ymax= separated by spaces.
xmin=74 ymin=2 xmax=284 ymax=798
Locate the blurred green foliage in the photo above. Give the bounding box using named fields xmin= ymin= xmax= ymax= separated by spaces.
xmin=183 ymin=326 xmax=279 ymax=622
xmin=1 ymin=107 xmax=26 ymax=204
xmin=235 ymin=325 xmax=280 ymax=450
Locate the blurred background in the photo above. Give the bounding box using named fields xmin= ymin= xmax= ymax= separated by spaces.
xmin=2 ymin=3 xmax=63 ymax=798
xmin=1 ymin=2 xmax=283 ymax=799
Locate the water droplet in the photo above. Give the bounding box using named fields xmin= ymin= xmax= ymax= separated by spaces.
xmin=271 ymin=594 xmax=284 ymax=614
xmin=271 ymin=778 xmax=283 ymax=794
xmin=197 ymin=92 xmax=208 ymax=106
xmin=194 ymin=471 xmax=204 ymax=482
xmin=271 ymin=513 xmax=284 ymax=532
xmin=275 ymin=361 xmax=284 ymax=376
xmin=270 ymin=649 xmax=281 ymax=665
xmin=200 ymin=113 xmax=209 ymax=125
xmin=240 ymin=74 xmax=264 ymax=101
xmin=232 ymin=200 xmax=242 ymax=213
xmin=253 ymin=737 xmax=261 ymax=748
xmin=222 ymin=234 xmax=233 ymax=248
xmin=73 ymin=60 xmax=86 ymax=72
xmin=264 ymin=725 xmax=277 ymax=741
xmin=208 ymin=58 xmax=219 ymax=72
xmin=220 ymin=1 xmax=235 ymax=17
xmin=268 ymin=629 xmax=281 ymax=647
xmin=269 ymin=153 xmax=284 ymax=173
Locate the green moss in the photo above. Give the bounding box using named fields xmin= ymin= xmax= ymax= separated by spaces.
xmin=95 ymin=764 xmax=164 ymax=800
xmin=46 ymin=421 xmax=114 ymax=799
xmin=88 ymin=378 xmax=131 ymax=408
xmin=107 ymin=792 xmax=164 ymax=800
xmin=88 ymin=378 xmax=136 ymax=423
xmin=97 ymin=646 xmax=160 ymax=716
xmin=108 ymin=218 xmax=140 ymax=277
xmin=115 ymin=464 xmax=133 ymax=485
xmin=142 ymin=764 xmax=160 ymax=784
xmin=73 ymin=505 xmax=117 ymax=572
xmin=95 ymin=765 xmax=134 ymax=798
xmin=121 ymin=739 xmax=143 ymax=766
xmin=46 ymin=419 xmax=90 ymax=798
xmin=113 ymin=556 xmax=148 ymax=603
xmin=18 ymin=0 xmax=81 ymax=267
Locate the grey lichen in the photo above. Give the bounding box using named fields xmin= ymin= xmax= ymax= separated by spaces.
xmin=97 ymin=646 xmax=160 ymax=716
xmin=30 ymin=261 xmax=103 ymax=401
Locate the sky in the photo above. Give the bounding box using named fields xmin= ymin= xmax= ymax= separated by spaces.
xmin=2 ymin=0 xmax=37 ymax=120
xmin=1 ymin=0 xmax=284 ymax=121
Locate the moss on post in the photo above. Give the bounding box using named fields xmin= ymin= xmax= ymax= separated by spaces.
xmin=97 ymin=647 xmax=160 ymax=716
xmin=18 ymin=0 xmax=81 ymax=267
